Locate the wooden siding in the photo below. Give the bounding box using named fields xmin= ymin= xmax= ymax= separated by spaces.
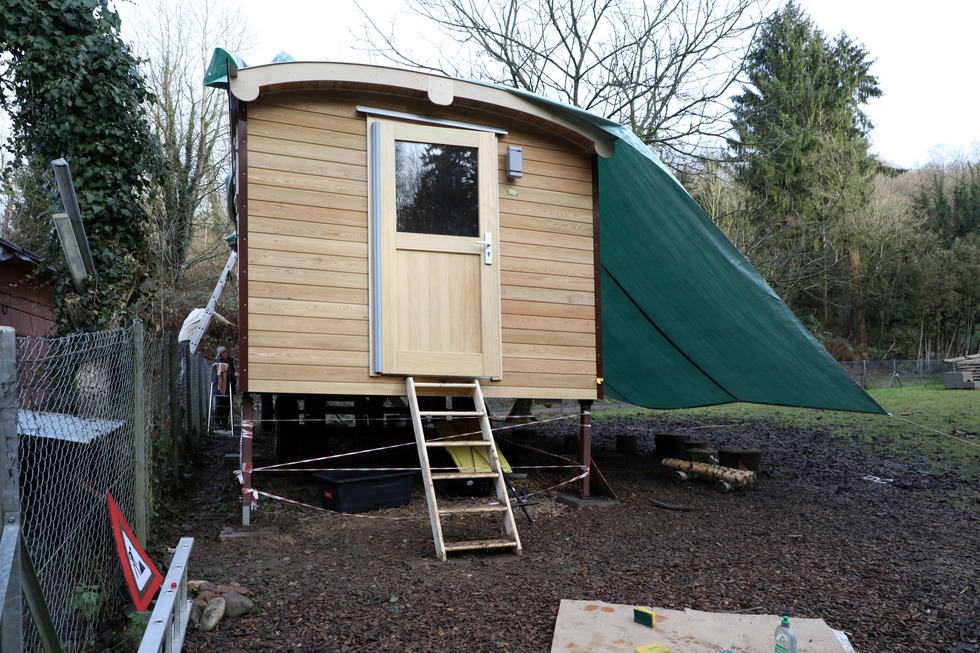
xmin=0 ymin=262 xmax=56 ymax=338
xmin=244 ymin=93 xmax=597 ymax=399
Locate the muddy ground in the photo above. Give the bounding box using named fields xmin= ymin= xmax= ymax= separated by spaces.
xmin=154 ymin=410 xmax=979 ymax=653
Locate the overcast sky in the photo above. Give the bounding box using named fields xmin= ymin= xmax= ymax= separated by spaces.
xmin=226 ymin=0 xmax=980 ymax=171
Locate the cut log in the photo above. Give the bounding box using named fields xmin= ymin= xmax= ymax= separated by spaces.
xmin=654 ymin=432 xmax=689 ymax=459
xmin=660 ymin=458 xmax=757 ymax=486
xmin=718 ymin=447 xmax=763 ymax=474
xmin=616 ymin=434 xmax=639 ymax=455
xmin=669 ymin=470 xmax=690 ymax=483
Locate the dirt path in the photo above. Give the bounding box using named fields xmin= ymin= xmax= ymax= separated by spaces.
xmin=154 ymin=415 xmax=980 ymax=652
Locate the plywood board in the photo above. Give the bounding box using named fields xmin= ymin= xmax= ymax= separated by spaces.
xmin=500 ymin=226 xmax=593 ymax=251
xmin=250 ymin=200 xmax=366 ymax=228
xmin=550 ymin=600 xmax=855 ymax=653
xmin=249 ymin=118 xmax=366 ymax=152
xmin=499 ymin=197 xmax=594 ymax=224
xmin=249 ymin=249 xmax=368 ymax=275
xmin=249 ymin=102 xmax=364 ymax=134
xmin=249 ymin=182 xmax=367 ymax=213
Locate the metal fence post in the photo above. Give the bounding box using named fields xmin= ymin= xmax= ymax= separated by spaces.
xmin=133 ymin=322 xmax=148 ymax=543
xmin=0 ymin=326 xmax=22 ymax=652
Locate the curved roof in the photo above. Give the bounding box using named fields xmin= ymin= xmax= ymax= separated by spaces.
xmin=208 ymin=56 xmax=617 ymax=157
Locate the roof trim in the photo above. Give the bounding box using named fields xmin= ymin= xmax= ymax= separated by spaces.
xmin=225 ymin=61 xmax=617 ymax=158
xmin=0 ymin=236 xmax=44 ymax=266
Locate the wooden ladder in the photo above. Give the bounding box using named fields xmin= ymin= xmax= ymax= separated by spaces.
xmin=406 ymin=377 xmax=522 ymax=562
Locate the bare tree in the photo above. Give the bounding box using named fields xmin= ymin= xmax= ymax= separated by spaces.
xmin=126 ymin=0 xmax=252 ymax=295
xmin=356 ymin=0 xmax=767 ymax=169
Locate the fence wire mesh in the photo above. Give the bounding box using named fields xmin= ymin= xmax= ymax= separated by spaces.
xmin=837 ymin=359 xmax=954 ymax=388
xmin=7 ymin=325 xmax=211 ymax=652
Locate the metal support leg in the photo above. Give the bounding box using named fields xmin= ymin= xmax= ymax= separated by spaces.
xmin=578 ymin=400 xmax=593 ymax=498
xmin=241 ymin=396 xmax=254 ymax=526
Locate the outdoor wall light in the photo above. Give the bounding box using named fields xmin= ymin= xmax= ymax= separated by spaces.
xmin=506 ymin=146 xmax=523 ymax=180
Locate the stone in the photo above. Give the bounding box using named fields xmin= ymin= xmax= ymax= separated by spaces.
xmin=221 ymin=591 xmax=255 ymax=618
xmin=188 ymin=580 xmax=210 ymax=593
xmin=190 ymin=600 xmax=204 ymax=626
xmin=200 ymin=596 xmax=226 ymax=632
xmin=197 ymin=590 xmax=217 ymax=603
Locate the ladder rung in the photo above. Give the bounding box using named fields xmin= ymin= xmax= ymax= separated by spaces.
xmin=430 ymin=472 xmax=499 ymax=480
xmin=417 ymin=410 xmax=485 ymax=418
xmin=443 ymin=538 xmax=519 ymax=552
xmin=425 ymin=440 xmax=492 ymax=448
xmin=413 ymin=382 xmax=478 ymax=389
xmin=439 ymin=504 xmax=508 ymax=515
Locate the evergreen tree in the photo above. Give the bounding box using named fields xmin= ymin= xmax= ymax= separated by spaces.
xmin=918 ymin=160 xmax=980 ymax=244
xmin=0 ymin=0 xmax=159 ymax=331
xmin=727 ymin=1 xmax=881 ymax=345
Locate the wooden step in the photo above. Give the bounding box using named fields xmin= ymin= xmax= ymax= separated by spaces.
xmin=438 ymin=503 xmax=509 ymax=515
xmin=417 ymin=410 xmax=485 ymax=418
xmin=443 ymin=538 xmax=519 ymax=553
xmin=413 ymin=382 xmax=478 ymax=389
xmin=430 ymin=471 xmax=500 ymax=480
xmin=425 ymin=440 xmax=493 ymax=448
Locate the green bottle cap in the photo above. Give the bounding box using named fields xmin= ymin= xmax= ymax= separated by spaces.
xmin=781 ymin=615 xmax=790 ymax=626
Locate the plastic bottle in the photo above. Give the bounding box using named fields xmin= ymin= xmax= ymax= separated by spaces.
xmin=774 ymin=615 xmax=797 ymax=653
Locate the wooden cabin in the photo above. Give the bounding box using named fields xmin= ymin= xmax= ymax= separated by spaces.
xmin=212 ymin=61 xmax=614 ymax=428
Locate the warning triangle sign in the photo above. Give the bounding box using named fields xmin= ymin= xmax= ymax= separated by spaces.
xmin=107 ymin=492 xmax=163 ymax=611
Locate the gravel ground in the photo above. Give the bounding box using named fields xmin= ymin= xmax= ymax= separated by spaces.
xmin=154 ymin=410 xmax=980 ymax=653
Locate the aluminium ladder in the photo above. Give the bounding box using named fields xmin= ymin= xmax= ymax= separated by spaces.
xmin=406 ymin=377 xmax=522 ymax=562
xmin=188 ymin=249 xmax=238 ymax=356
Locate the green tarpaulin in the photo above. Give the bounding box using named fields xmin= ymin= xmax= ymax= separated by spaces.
xmin=596 ymin=130 xmax=884 ymax=413
xmin=506 ymin=94 xmax=884 ymax=414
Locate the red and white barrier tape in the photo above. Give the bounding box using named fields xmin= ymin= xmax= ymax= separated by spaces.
xmin=524 ymin=467 xmax=591 ymax=498
xmin=253 ymin=439 xmax=416 ymax=473
xmin=255 ymin=412 xmax=584 ymax=424
xmin=254 ymin=490 xmax=422 ymax=520
xmin=252 ymin=412 xmax=582 ymax=473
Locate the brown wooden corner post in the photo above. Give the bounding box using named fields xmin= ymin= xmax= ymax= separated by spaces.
xmin=578 ymin=400 xmax=593 ymax=498
xmin=241 ymin=394 xmax=254 ymax=526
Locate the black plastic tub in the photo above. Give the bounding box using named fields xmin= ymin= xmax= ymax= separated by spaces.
xmin=312 ymin=470 xmax=416 ymax=513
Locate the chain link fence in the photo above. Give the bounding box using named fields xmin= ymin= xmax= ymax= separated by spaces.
xmin=2 ymin=323 xmax=212 ymax=652
xmin=836 ymin=359 xmax=954 ymax=388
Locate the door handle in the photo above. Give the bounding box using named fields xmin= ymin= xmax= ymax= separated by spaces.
xmin=475 ymin=232 xmax=492 ymax=265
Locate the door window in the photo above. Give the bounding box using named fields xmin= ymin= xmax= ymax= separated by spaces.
xmin=395 ymin=140 xmax=479 ymax=237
